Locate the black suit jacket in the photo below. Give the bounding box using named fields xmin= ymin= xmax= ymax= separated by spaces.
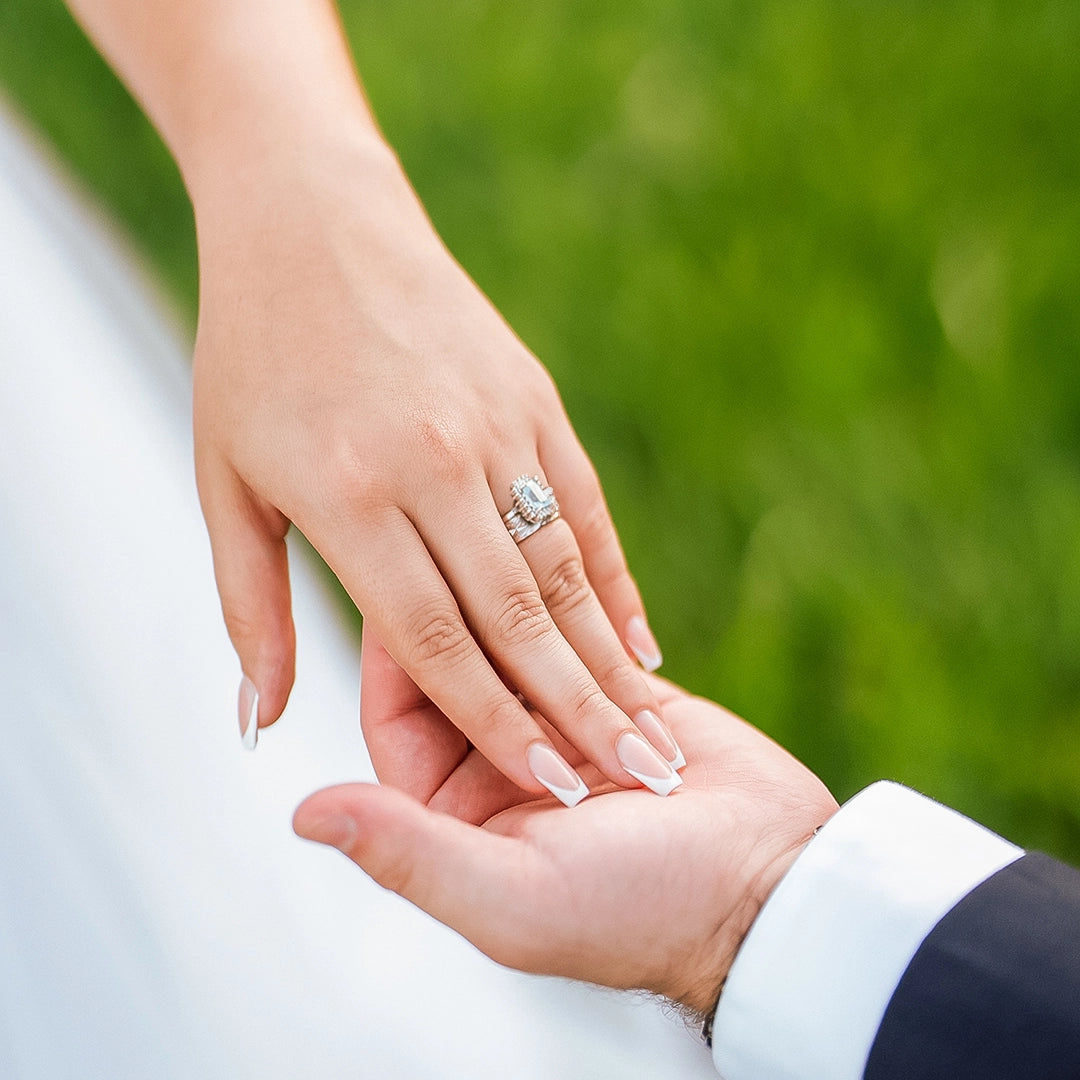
xmin=864 ymin=853 xmax=1080 ymax=1079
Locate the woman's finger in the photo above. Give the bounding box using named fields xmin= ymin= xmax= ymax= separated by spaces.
xmin=540 ymin=432 xmax=663 ymax=672
xmin=196 ymin=457 xmax=295 ymax=748
xmin=310 ymin=506 xmax=591 ymax=807
xmin=415 ymin=478 xmax=682 ymax=796
xmin=360 ymin=623 xmax=552 ymax=821
xmin=510 ymin=514 xmax=685 ymax=771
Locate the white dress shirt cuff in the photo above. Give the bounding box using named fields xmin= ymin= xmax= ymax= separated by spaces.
xmin=710 ymin=780 xmax=1023 ymax=1080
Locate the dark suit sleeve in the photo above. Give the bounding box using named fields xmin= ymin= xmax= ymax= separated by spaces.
xmin=711 ymin=784 xmax=1074 ymax=1080
xmin=865 ymin=852 xmax=1080 ymax=1080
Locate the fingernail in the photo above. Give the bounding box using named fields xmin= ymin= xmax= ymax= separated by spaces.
xmin=626 ymin=615 xmax=663 ymax=672
xmin=634 ymin=709 xmax=687 ymax=771
xmin=303 ymin=813 xmax=357 ymax=852
xmin=238 ymin=674 xmax=258 ymax=751
xmin=616 ymin=731 xmax=683 ymax=796
xmin=527 ymin=742 xmax=590 ymax=808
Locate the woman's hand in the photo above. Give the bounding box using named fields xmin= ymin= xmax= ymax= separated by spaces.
xmin=65 ymin=0 xmax=676 ymax=796
xmin=192 ymin=131 xmax=679 ymax=797
xmin=294 ymin=668 xmax=838 ymax=1016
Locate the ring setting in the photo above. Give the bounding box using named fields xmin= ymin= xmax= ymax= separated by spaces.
xmin=504 ymin=475 xmax=560 ymax=542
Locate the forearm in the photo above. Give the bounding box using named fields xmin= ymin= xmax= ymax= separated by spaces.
xmin=64 ymin=0 xmax=389 ymax=205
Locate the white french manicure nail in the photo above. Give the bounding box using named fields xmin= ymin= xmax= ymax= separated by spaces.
xmin=626 ymin=615 xmax=663 ymax=672
xmin=634 ymin=709 xmax=687 ymax=771
xmin=527 ymin=742 xmax=590 ymax=808
xmin=616 ymin=731 xmax=683 ymax=796
xmin=238 ymin=675 xmax=259 ymax=751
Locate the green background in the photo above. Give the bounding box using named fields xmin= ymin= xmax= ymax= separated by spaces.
xmin=3 ymin=1 xmax=1079 ymax=858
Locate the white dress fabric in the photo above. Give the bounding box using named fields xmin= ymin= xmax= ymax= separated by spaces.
xmin=0 ymin=101 xmax=715 ymax=1079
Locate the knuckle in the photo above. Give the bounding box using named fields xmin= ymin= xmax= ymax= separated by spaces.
xmin=575 ymin=499 xmax=616 ymax=552
xmin=589 ymin=559 xmax=628 ymax=599
xmin=578 ymin=508 xmax=631 ymax=593
xmin=222 ymin=608 xmax=296 ymax=690
xmin=374 ymin=846 xmax=420 ymax=898
xmin=566 ymin=683 xmax=615 ymax=725
xmin=521 ymin=358 xmax=562 ymax=413
xmin=403 ymin=606 xmax=474 ymax=670
xmin=542 ymin=554 xmax=593 ymax=618
xmin=591 ymin=652 xmax=637 ymax=693
xmin=409 ymin=409 xmax=470 ymax=482
xmin=325 ymin=437 xmax=385 ymax=511
xmin=490 ymin=587 xmax=550 ymax=644
xmin=222 ymin=606 xmax=261 ymax=652
xmin=477 ymin=696 xmax=528 ymax=742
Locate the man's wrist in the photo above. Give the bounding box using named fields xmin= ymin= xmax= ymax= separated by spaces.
xmin=708 ymin=782 xmax=1024 ymax=1079
xmin=675 ymin=825 xmax=831 ymax=1020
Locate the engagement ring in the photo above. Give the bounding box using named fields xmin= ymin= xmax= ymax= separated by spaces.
xmin=504 ymin=475 xmax=559 ymax=542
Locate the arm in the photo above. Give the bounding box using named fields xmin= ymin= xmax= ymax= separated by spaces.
xmin=65 ymin=0 xmax=680 ymax=797
xmin=295 ymin=669 xmax=1080 ymax=1078
xmin=864 ymin=849 xmax=1080 ymax=1079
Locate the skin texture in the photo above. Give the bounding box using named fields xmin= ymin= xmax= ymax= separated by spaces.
xmin=294 ymin=646 xmax=839 ymax=1016
xmin=64 ymin=0 xmax=670 ymax=794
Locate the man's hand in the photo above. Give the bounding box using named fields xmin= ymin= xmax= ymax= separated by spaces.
xmin=294 ymin=662 xmax=837 ymax=1015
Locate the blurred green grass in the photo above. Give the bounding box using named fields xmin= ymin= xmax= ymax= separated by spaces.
xmin=3 ymin=0 xmax=1079 ymax=858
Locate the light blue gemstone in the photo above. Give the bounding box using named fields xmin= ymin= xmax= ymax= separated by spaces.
xmin=520 ymin=478 xmax=548 ymax=512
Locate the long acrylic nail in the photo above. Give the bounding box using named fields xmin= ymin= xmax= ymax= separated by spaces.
xmin=616 ymin=730 xmax=683 ymax=796
xmin=238 ymin=674 xmax=259 ymax=751
xmin=527 ymin=742 xmax=590 ymax=808
xmin=626 ymin=615 xmax=663 ymax=672
xmin=634 ymin=709 xmax=687 ymax=771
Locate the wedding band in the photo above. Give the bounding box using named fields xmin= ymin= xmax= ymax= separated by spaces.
xmin=503 ymin=475 xmax=560 ymax=543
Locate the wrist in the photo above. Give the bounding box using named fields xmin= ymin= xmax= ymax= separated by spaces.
xmin=187 ymin=119 xmax=402 ymax=225
xmin=708 ymin=784 xmax=1023 ymax=1079
xmin=674 ymin=832 xmax=819 ymax=1019
xmin=67 ymin=0 xmax=387 ymax=211
xmin=189 ymin=124 xmax=450 ymax=294
xmin=156 ymin=4 xmax=394 ymax=214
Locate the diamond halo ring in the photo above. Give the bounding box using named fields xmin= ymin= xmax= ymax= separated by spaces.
xmin=503 ymin=475 xmax=560 ymax=543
